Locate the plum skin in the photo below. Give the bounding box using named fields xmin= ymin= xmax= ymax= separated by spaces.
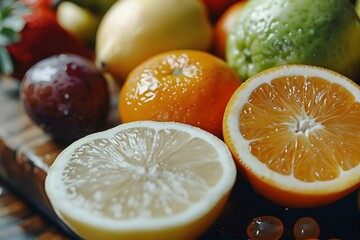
xmin=21 ymin=54 xmax=110 ymax=143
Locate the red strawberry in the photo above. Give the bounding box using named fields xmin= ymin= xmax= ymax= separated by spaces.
xmin=6 ymin=7 xmax=93 ymax=80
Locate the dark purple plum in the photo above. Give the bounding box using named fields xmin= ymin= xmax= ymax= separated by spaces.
xmin=21 ymin=54 xmax=110 ymax=143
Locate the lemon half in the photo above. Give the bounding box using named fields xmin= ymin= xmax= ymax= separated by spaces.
xmin=45 ymin=121 xmax=236 ymax=240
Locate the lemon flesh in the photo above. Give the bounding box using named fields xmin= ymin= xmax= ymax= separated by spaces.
xmin=45 ymin=121 xmax=236 ymax=240
xmin=227 ymin=0 xmax=360 ymax=82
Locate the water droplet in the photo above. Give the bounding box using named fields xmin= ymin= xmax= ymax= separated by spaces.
xmin=173 ymin=69 xmax=183 ymax=76
xmin=0 ymin=186 xmax=5 ymax=196
xmin=293 ymin=217 xmax=320 ymax=240
xmin=247 ymin=216 xmax=284 ymax=240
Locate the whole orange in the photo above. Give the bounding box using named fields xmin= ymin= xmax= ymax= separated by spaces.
xmin=214 ymin=0 xmax=248 ymax=59
xmin=119 ymin=50 xmax=242 ymax=138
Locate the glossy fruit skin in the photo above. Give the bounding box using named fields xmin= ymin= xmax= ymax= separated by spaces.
xmin=21 ymin=54 xmax=110 ymax=143
xmin=57 ymin=1 xmax=102 ymax=46
xmin=226 ymin=0 xmax=360 ymax=82
xmin=119 ymin=50 xmax=242 ymax=138
xmin=6 ymin=7 xmax=93 ymax=80
xmin=96 ymin=0 xmax=213 ymax=85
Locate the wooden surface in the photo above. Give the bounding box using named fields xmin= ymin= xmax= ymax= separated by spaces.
xmin=0 ymin=180 xmax=68 ymax=240
xmin=0 ymin=78 xmax=81 ymax=239
xmin=0 ymin=78 xmax=359 ymax=240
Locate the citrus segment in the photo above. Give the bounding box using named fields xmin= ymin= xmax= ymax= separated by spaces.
xmin=45 ymin=121 xmax=237 ymax=240
xmin=223 ymin=65 xmax=360 ymax=207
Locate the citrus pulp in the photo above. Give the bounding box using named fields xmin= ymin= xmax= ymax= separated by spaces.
xmin=223 ymin=64 xmax=360 ymax=207
xmin=45 ymin=121 xmax=237 ymax=240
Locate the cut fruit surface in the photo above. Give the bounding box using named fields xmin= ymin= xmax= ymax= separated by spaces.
xmin=223 ymin=64 xmax=360 ymax=207
xmin=45 ymin=121 xmax=236 ymax=240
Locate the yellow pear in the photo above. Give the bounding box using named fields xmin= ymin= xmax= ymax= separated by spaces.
xmin=95 ymin=0 xmax=213 ymax=85
xmin=57 ymin=1 xmax=102 ymax=46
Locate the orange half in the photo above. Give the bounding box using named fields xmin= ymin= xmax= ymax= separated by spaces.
xmin=223 ymin=64 xmax=360 ymax=207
